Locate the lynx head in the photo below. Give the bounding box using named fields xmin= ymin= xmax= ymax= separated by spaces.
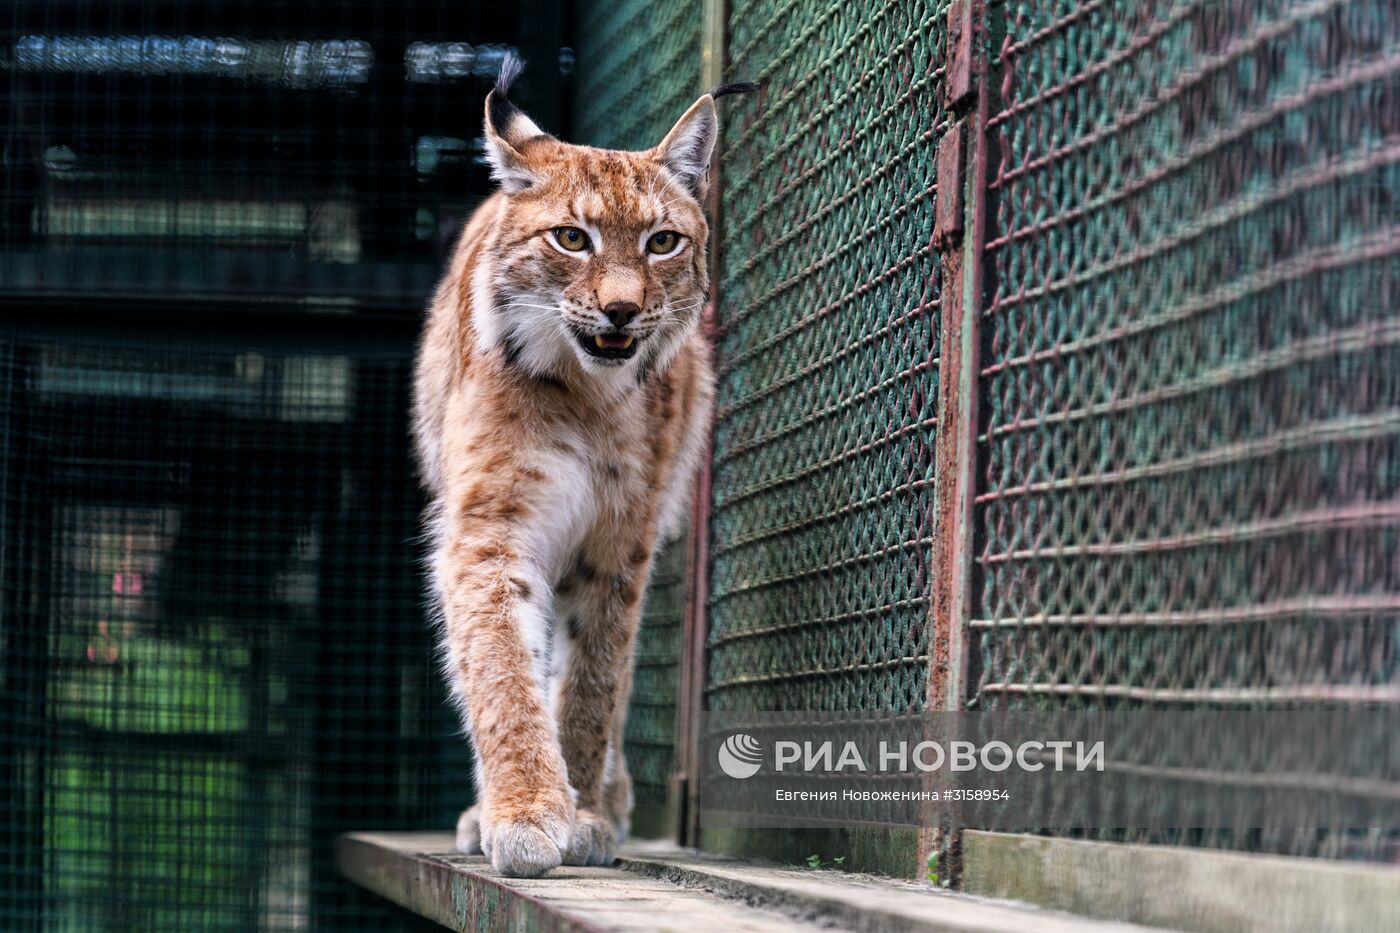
xmin=472 ymin=56 xmax=755 ymax=389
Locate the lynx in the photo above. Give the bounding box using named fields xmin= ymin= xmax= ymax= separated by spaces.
xmin=412 ymin=58 xmax=752 ymax=878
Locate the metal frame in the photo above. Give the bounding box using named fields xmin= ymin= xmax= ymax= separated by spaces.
xmin=671 ymin=0 xmax=731 ymax=848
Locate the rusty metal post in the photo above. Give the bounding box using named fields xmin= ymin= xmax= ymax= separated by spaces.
xmin=671 ymin=0 xmax=730 ymax=847
xmin=922 ymin=0 xmax=992 ymax=883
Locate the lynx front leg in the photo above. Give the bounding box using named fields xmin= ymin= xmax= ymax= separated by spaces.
xmin=553 ymin=542 xmax=652 ymax=866
xmin=602 ymin=668 xmax=635 ymax=844
xmin=437 ymin=503 xmax=575 ymax=878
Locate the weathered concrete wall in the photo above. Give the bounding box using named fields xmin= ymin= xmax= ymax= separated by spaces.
xmin=962 ymin=831 xmax=1400 ymax=933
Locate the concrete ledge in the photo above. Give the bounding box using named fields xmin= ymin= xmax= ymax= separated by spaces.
xmin=337 ymin=833 xmax=603 ymax=933
xmin=962 ymin=831 xmax=1400 ymax=933
xmin=338 ymin=832 xmax=1165 ymax=932
xmin=617 ymin=843 xmax=1158 ymax=933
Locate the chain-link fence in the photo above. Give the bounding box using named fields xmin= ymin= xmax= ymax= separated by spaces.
xmin=704 ymin=0 xmax=952 ymax=715
xmin=968 ymin=0 xmax=1400 ymax=863
xmin=576 ymin=0 xmax=1400 ymax=869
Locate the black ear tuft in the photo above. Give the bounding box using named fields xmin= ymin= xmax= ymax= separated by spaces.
xmin=489 ymin=93 xmax=521 ymax=138
xmin=495 ymin=52 xmax=525 ymax=98
xmin=708 ymin=81 xmax=760 ymax=100
xmin=483 ymin=52 xmax=547 ymax=192
xmin=489 ymin=53 xmax=526 ymax=131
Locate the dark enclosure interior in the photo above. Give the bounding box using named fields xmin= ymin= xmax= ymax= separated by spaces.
xmin=1 ymin=2 xmax=574 ymax=930
xmin=2 ymin=1 xmax=567 ymax=309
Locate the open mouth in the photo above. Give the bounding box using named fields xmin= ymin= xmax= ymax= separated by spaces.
xmin=578 ymin=331 xmax=639 ymax=361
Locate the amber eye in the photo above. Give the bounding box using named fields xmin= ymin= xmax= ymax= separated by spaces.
xmin=647 ymin=230 xmax=682 ymax=255
xmin=553 ymin=226 xmax=590 ymax=252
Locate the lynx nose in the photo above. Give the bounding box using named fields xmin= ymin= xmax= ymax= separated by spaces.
xmin=603 ymin=301 xmax=639 ymax=330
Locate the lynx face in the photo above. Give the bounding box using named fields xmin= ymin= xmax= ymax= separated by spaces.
xmin=473 ymin=71 xmax=719 ymax=389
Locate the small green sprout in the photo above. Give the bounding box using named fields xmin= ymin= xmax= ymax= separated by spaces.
xmin=805 ymin=853 xmax=847 ymax=870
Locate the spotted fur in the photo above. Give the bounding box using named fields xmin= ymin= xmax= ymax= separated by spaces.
xmin=412 ymin=59 xmax=729 ymax=878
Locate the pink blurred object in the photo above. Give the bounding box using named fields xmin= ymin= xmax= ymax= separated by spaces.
xmin=113 ymin=572 xmax=142 ymax=595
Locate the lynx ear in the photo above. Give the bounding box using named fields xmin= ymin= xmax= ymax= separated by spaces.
xmin=483 ymin=55 xmax=549 ymax=193
xmin=655 ymin=96 xmax=718 ymax=199
xmin=655 ymin=82 xmax=758 ymax=199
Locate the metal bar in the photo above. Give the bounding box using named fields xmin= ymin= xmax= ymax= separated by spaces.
xmin=985 ymin=53 xmax=1400 ymax=245
xmin=715 ymin=243 xmax=939 ymax=374
xmin=975 ymin=411 xmax=1400 ymax=504
xmin=716 ymin=355 xmax=939 ymax=463
xmin=927 ymin=0 xmax=991 ymax=722
xmin=976 ymin=683 xmax=1400 ymax=704
xmin=924 ymin=0 xmax=996 ymax=884
xmin=705 ymin=655 xmax=930 ymax=693
xmin=1090 ymin=762 xmax=1400 ymax=800
xmin=720 ymin=183 xmax=939 ymax=321
xmin=984 ymin=314 xmax=1400 ymax=440
xmin=726 ymin=0 xmax=921 ymax=150
xmin=986 ymin=150 xmax=1400 ymax=317
xmin=934 ymin=119 xmax=967 ymax=247
xmin=675 ymin=435 xmax=714 ymax=845
xmin=729 ymin=72 xmax=948 ymax=236
xmin=981 ymin=228 xmax=1400 ymax=374
xmin=709 ymin=536 xmax=933 ymax=602
xmin=945 ymin=0 xmax=974 ymax=108
xmin=672 ymin=0 xmax=729 ymax=848
xmin=982 ymin=501 xmax=1400 ymax=563
xmin=985 ymin=0 xmax=1344 ymax=132
xmin=714 ymin=476 xmax=939 ymax=557
xmin=707 ymin=595 xmax=931 ymax=647
xmin=711 ymin=416 xmax=939 ymax=511
xmin=969 ymin=593 xmax=1400 ymax=629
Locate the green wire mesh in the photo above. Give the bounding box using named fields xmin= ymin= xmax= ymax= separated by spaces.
xmin=699 ymin=0 xmax=1397 ymax=866
xmin=0 ymin=1 xmax=568 ymax=927
xmin=0 ymin=320 xmax=471 ymax=931
xmin=572 ymin=0 xmax=704 ymax=835
xmin=971 ymin=0 xmax=1400 ymax=860
xmin=704 ymin=0 xmax=952 ymax=713
xmin=573 ymin=1 xmax=702 ymax=151
xmin=0 ymin=4 xmax=565 ymax=310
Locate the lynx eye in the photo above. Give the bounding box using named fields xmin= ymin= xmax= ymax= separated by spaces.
xmin=646 ymin=230 xmax=682 ymax=255
xmin=553 ymin=226 xmax=590 ymax=252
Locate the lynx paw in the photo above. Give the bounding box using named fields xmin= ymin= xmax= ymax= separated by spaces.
xmin=480 ymin=802 xmax=573 ymax=878
xmin=455 ymin=805 xmax=482 ymax=855
xmin=562 ymin=809 xmax=617 ymax=867
xmin=484 ymin=820 xmax=566 ymax=877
